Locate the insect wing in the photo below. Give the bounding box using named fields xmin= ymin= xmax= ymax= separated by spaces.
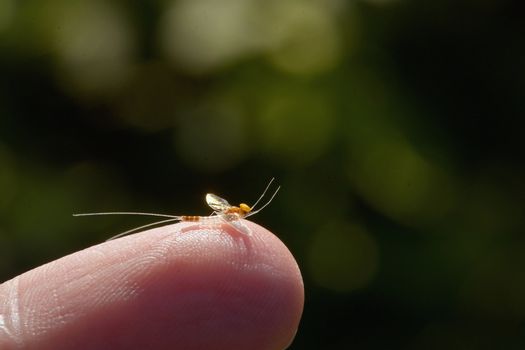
xmin=206 ymin=193 xmax=232 ymax=212
xmin=216 ymin=212 xmax=252 ymax=235
xmin=229 ymin=219 xmax=252 ymax=235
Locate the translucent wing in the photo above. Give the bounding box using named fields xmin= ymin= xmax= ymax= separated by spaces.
xmin=206 ymin=193 xmax=232 ymax=212
xmin=216 ymin=213 xmax=252 ymax=235
xmin=229 ymin=219 xmax=251 ymax=235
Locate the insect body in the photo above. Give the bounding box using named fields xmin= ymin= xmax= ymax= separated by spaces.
xmin=74 ymin=178 xmax=279 ymax=240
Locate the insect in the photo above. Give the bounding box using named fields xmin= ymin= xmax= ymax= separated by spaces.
xmin=73 ymin=178 xmax=280 ymax=240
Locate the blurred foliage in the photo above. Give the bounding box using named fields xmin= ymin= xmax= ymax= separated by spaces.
xmin=1 ymin=0 xmax=525 ymax=348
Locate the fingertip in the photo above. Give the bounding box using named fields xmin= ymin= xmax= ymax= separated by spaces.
xmin=229 ymin=220 xmax=305 ymax=348
xmin=1 ymin=221 xmax=304 ymax=350
xmin=132 ymin=220 xmax=305 ymax=349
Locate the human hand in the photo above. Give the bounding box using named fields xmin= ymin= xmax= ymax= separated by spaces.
xmin=0 ymin=221 xmax=304 ymax=349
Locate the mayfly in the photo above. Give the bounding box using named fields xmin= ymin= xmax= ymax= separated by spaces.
xmin=73 ymin=178 xmax=280 ymax=240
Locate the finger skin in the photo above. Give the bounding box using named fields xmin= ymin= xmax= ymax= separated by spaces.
xmin=0 ymin=221 xmax=304 ymax=350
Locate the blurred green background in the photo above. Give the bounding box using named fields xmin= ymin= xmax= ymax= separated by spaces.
xmin=1 ymin=0 xmax=525 ymax=348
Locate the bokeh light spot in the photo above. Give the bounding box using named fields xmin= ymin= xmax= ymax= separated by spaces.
xmin=348 ymin=134 xmax=456 ymax=226
xmin=0 ymin=0 xmax=15 ymax=33
xmin=159 ymin=0 xmax=343 ymax=76
xmin=257 ymin=88 xmax=334 ymax=165
xmin=265 ymin=1 xmax=342 ymax=76
xmin=309 ymin=221 xmax=379 ymax=292
xmin=50 ymin=1 xmax=135 ymax=95
xmin=159 ymin=0 xmax=258 ymax=74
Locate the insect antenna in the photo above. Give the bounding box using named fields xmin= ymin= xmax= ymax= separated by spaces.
xmin=246 ymin=184 xmax=280 ymax=217
xmin=250 ymin=178 xmax=275 ymax=210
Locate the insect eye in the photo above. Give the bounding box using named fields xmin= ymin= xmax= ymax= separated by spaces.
xmin=239 ymin=203 xmax=251 ymax=213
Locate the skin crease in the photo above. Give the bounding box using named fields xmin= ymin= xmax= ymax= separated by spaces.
xmin=0 ymin=220 xmax=304 ymax=350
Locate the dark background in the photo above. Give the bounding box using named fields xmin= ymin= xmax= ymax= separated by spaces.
xmin=1 ymin=0 xmax=525 ymax=348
